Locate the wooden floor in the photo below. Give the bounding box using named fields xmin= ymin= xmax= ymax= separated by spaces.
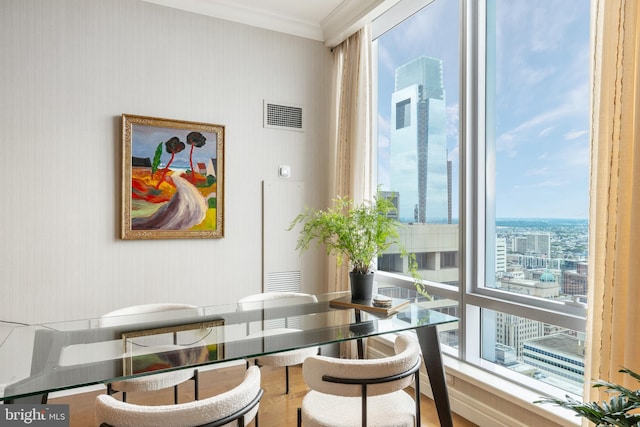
xmin=50 ymin=363 xmax=477 ymax=426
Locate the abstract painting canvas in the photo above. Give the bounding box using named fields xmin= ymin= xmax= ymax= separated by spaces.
xmin=121 ymin=114 xmax=224 ymax=239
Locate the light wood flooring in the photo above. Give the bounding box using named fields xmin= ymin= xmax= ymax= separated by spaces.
xmin=49 ymin=363 xmax=477 ymax=426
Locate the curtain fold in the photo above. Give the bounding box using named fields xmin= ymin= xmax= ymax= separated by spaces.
xmin=327 ymin=26 xmax=373 ymax=295
xmin=585 ymin=0 xmax=640 ymax=416
xmin=327 ymin=26 xmax=373 ymax=359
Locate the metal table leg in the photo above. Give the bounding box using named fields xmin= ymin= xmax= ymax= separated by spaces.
xmin=415 ymin=325 xmax=453 ymax=427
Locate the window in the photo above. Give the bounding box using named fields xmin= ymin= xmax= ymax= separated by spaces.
xmin=396 ymin=98 xmax=412 ymax=129
xmin=440 ymin=251 xmax=458 ymax=268
xmin=374 ymin=0 xmax=461 ymax=355
xmin=373 ymin=0 xmax=590 ymax=396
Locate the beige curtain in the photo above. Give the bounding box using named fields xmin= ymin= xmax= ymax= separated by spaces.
xmin=327 ymin=26 xmax=373 ymax=295
xmin=584 ymin=0 xmax=640 ymax=416
xmin=327 ymin=27 xmax=373 ymax=359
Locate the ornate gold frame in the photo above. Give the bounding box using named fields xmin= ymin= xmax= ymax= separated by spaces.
xmin=121 ymin=114 xmax=224 ymax=240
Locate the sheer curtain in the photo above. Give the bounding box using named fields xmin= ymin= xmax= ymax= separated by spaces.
xmin=585 ymin=0 xmax=640 ymax=414
xmin=327 ymin=26 xmax=373 ymax=359
xmin=327 ymin=26 xmax=373 ymax=295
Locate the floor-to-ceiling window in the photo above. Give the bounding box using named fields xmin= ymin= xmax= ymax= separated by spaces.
xmin=374 ymin=0 xmax=462 ymax=358
xmin=373 ymin=0 xmax=590 ymax=397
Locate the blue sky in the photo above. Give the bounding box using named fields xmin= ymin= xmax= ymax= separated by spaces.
xmin=131 ymin=124 xmax=218 ymax=169
xmin=376 ymin=0 xmax=590 ymax=219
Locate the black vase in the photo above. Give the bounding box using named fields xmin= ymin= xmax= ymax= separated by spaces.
xmin=349 ymin=271 xmax=374 ymax=301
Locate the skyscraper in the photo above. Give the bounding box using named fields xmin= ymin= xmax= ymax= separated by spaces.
xmin=389 ymin=56 xmax=449 ymax=223
xmin=526 ymin=233 xmax=551 ymax=257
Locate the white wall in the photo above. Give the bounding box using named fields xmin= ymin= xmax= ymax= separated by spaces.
xmin=0 ymin=0 xmax=332 ymax=323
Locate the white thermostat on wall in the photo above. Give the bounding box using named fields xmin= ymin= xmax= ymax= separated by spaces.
xmin=279 ymin=165 xmax=291 ymax=178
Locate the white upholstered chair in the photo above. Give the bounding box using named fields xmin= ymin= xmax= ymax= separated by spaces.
xmin=236 ymin=292 xmax=320 ymax=394
xmin=297 ymin=333 xmax=422 ymax=427
xmin=95 ymin=365 xmax=263 ymax=427
xmin=100 ymin=303 xmax=204 ymax=404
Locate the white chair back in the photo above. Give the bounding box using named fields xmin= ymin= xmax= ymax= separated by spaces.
xmin=237 ymin=292 xmax=318 ymax=331
xmin=99 ymin=303 xmax=202 ymax=328
xmin=236 ymin=292 xmax=317 ymax=311
xmin=98 ymin=303 xmax=205 ymax=404
xmin=95 ymin=366 xmax=262 ymax=427
xmin=302 ymin=333 xmax=420 ymax=397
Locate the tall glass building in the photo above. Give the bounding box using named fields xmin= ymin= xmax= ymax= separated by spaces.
xmin=390 ymin=56 xmax=449 ymax=223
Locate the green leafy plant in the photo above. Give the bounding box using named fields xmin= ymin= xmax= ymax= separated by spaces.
xmin=408 ymin=252 xmax=431 ymax=300
xmin=535 ymin=368 xmax=640 ymax=427
xmin=288 ymin=193 xmax=400 ymax=275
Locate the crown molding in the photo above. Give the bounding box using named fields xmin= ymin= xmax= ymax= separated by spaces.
xmin=321 ymin=0 xmax=401 ymax=47
xmin=140 ymin=0 xmax=400 ymax=46
xmin=140 ymin=0 xmax=326 ymax=41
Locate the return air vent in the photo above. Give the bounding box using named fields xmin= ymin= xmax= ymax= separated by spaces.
xmin=264 ymin=100 xmax=304 ymax=132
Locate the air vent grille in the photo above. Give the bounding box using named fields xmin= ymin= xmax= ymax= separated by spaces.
xmin=264 ymin=101 xmax=304 ymax=132
xmin=265 ymin=270 xmax=301 ymax=329
xmin=266 ymin=271 xmax=301 ymax=293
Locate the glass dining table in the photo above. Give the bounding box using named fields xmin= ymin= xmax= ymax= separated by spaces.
xmin=0 ymin=292 xmax=458 ymax=427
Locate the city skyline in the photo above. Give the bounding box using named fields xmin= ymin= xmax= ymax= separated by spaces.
xmin=376 ymin=0 xmax=590 ymax=219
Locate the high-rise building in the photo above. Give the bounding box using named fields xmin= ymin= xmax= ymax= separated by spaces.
xmin=513 ymin=236 xmax=527 ymax=254
xmin=494 ymin=312 xmax=544 ymax=358
xmin=522 ymin=334 xmax=585 ymax=389
xmin=526 ymin=233 xmax=551 ymax=257
xmin=563 ymin=263 xmax=588 ymax=295
xmin=389 ymin=56 xmax=449 ymax=223
xmin=496 ymin=237 xmax=507 ymax=273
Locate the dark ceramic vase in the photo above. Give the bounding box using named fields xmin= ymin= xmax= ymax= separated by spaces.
xmin=349 ymin=271 xmax=374 ymax=301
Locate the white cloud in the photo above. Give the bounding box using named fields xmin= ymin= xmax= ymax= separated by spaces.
xmin=448 ymin=145 xmax=459 ymax=162
xmin=377 ymin=44 xmax=395 ymax=77
xmin=564 ymin=143 xmax=590 ymax=168
xmin=525 ymin=167 xmax=550 ymax=176
xmin=496 ymin=133 xmax=519 ymax=158
xmin=564 ymin=130 xmax=588 ymax=140
xmin=513 ymin=180 xmax=565 ymax=190
xmin=447 ymin=103 xmax=459 ymax=139
xmin=539 ymin=127 xmax=555 ymax=137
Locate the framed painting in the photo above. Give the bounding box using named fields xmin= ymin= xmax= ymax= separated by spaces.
xmin=121 ymin=319 xmax=225 ymax=376
xmin=121 ymin=114 xmax=224 ymax=239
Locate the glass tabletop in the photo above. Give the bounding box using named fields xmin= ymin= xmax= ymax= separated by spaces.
xmin=0 ymin=293 xmax=457 ymax=402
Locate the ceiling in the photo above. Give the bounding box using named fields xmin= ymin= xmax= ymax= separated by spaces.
xmin=140 ymin=0 xmax=394 ymax=46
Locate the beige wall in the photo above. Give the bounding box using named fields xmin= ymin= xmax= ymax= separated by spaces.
xmin=0 ymin=0 xmax=332 ymax=323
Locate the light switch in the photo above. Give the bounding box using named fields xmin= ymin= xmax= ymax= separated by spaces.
xmin=279 ymin=165 xmax=291 ymax=178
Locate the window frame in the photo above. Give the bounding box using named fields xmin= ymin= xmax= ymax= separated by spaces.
xmin=372 ymin=0 xmax=587 ymax=391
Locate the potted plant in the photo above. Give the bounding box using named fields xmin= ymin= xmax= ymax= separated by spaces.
xmin=535 ymin=367 xmax=640 ymax=426
xmin=288 ymin=193 xmax=400 ymax=301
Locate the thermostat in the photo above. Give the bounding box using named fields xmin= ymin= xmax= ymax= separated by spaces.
xmin=279 ymin=165 xmax=291 ymax=178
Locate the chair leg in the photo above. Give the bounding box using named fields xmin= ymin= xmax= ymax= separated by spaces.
xmin=414 ymin=368 xmax=421 ymax=426
xmin=361 ymin=385 xmax=367 ymax=427
xmin=193 ymin=369 xmax=199 ymax=400
xmin=174 ymin=385 xmax=179 ymax=404
xmin=297 ymin=407 xmax=302 ymax=427
xmin=285 ymin=366 xmax=290 ymax=394
xmin=107 ymin=384 xmax=126 ymax=402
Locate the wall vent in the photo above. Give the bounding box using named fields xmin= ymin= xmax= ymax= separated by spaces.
xmin=265 ymin=271 xmax=301 ymax=329
xmin=264 ymin=100 xmax=304 ymax=132
xmin=266 ymin=271 xmax=301 ymax=293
